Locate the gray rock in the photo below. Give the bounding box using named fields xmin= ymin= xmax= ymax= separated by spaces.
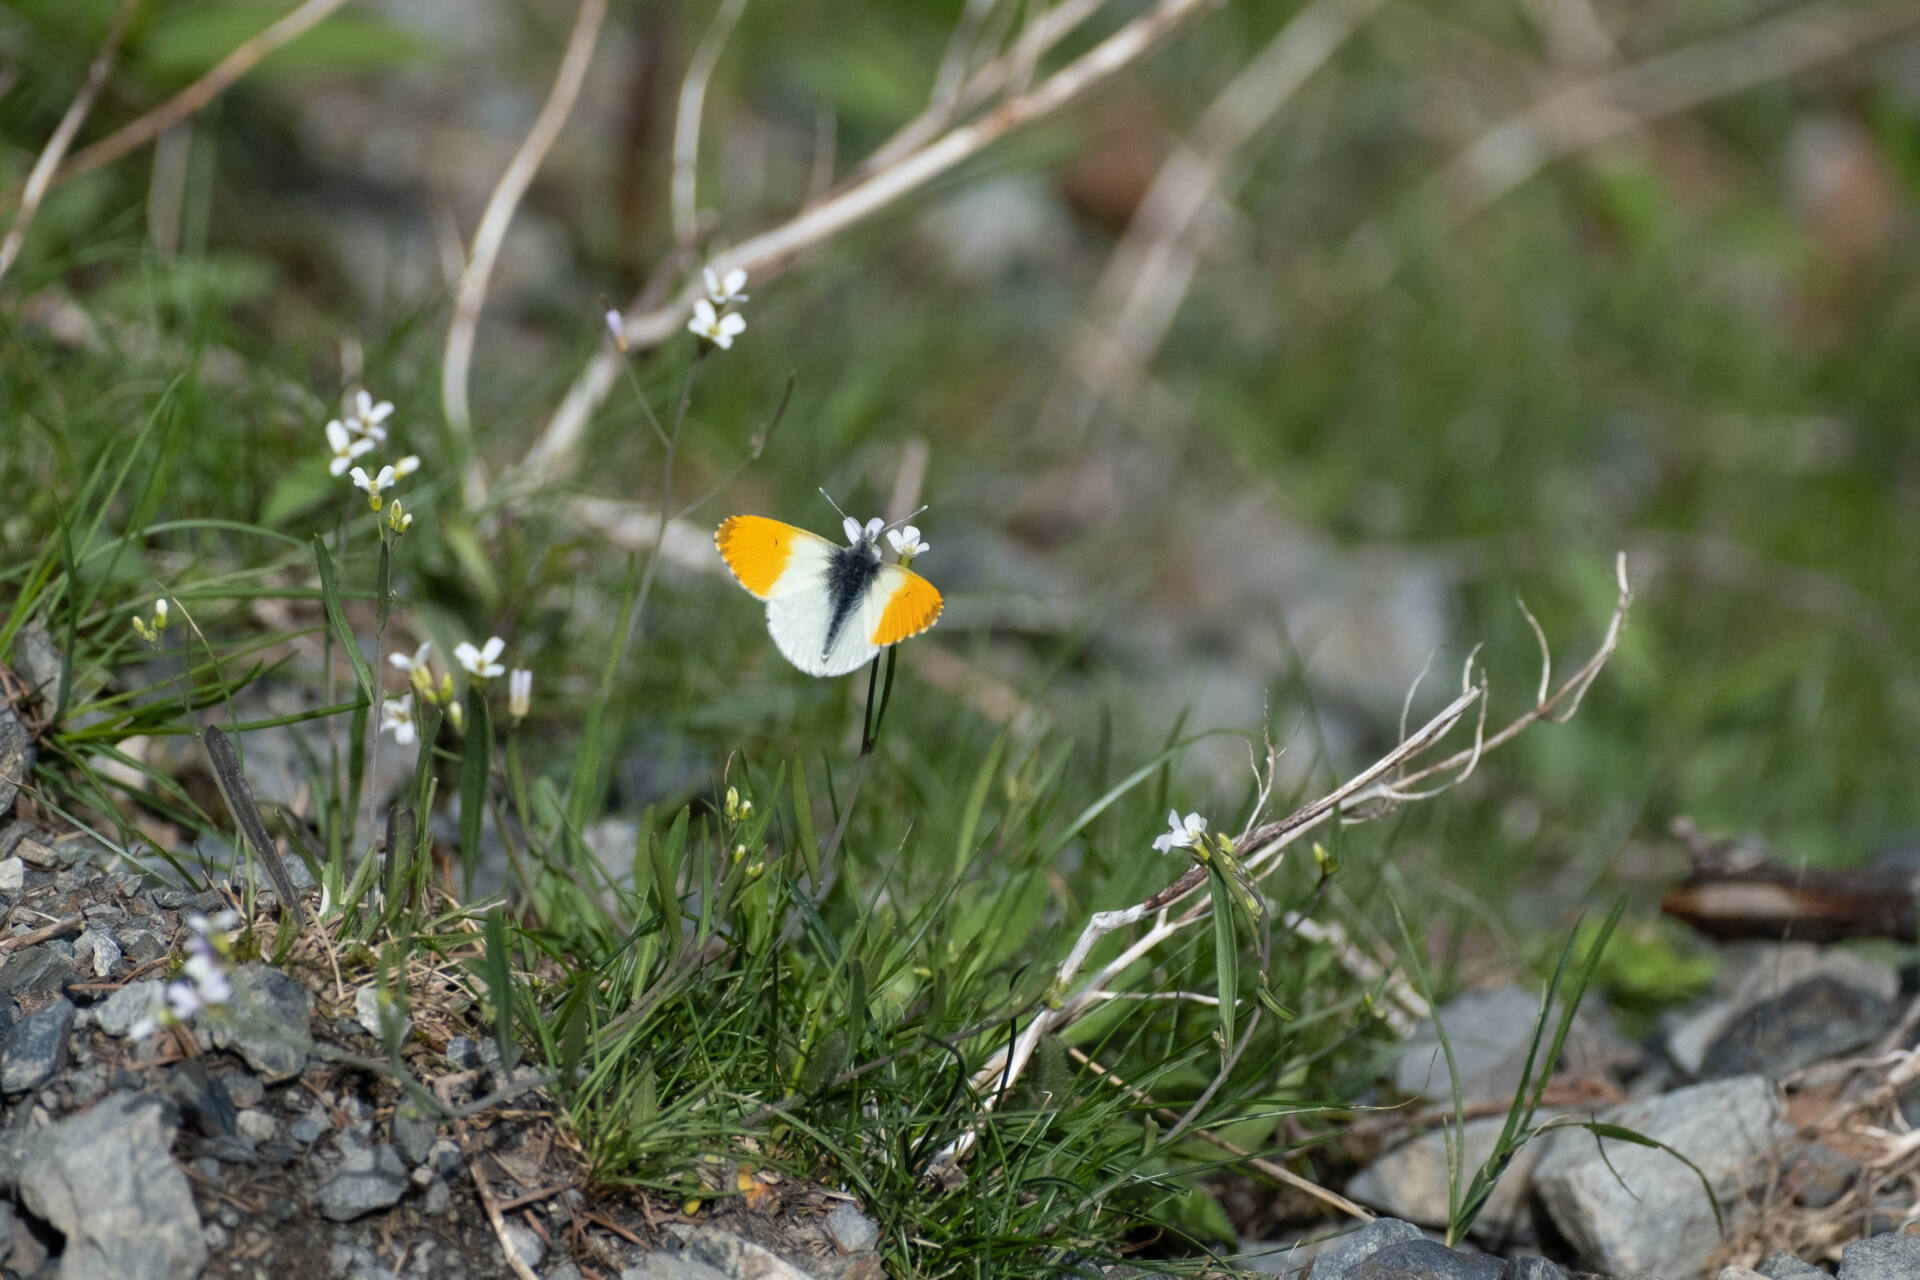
xmin=206 ymin=963 xmax=312 ymax=1082
xmin=1758 ymin=1249 xmax=1827 ymax=1279
xmin=1501 ymin=1261 xmax=1569 ymax=1280
xmin=446 ymin=1035 xmax=483 ymax=1070
xmin=620 ymin=1254 xmax=732 ymax=1280
xmin=288 ymin=1109 xmax=331 ymax=1143
xmin=0 ymin=856 xmax=21 ymax=894
xmin=1306 ymin=1218 xmax=1425 ymax=1280
xmin=685 ymin=1226 xmax=814 ymax=1280
xmin=1394 ymin=987 xmax=1618 ymax=1107
xmin=1666 ymin=945 xmax=1897 ymax=1076
xmin=1533 ymin=1074 xmax=1793 ymax=1277
xmin=1702 ymin=975 xmax=1892 ymax=1080
xmin=428 ymin=1137 xmax=462 ymax=1175
xmin=1 ymin=997 xmax=73 ymax=1093
xmin=117 ymin=927 xmax=167 ymax=965
xmin=315 ymin=1144 xmax=408 ymax=1221
xmin=93 ymin=980 xmax=164 ymax=1037
xmin=73 ymin=929 xmax=120 ymax=978
xmin=17 ymin=1091 xmax=207 ymax=1280
xmin=0 ymin=945 xmax=74 ymax=1007
xmin=12 ymin=624 xmax=66 ymax=710
xmin=548 ymin=1264 xmax=584 ymax=1280
xmin=221 ymin=1072 xmax=264 ymax=1108
xmin=390 ymin=1099 xmax=437 ymax=1166
xmin=502 ymin=1219 xmax=545 ymax=1270
xmin=329 ymin=1240 xmax=401 ymax=1280
xmin=423 ymin=1177 xmax=451 ymax=1215
xmin=1354 ymin=1240 xmax=1501 ymax=1279
xmin=236 ymin=1109 xmax=276 ymax=1143
xmin=0 ymin=709 xmax=31 ymax=817
xmin=1346 ymin=1115 xmax=1556 ymax=1244
xmin=1838 ymin=1232 xmax=1920 ymax=1280
xmin=827 ymin=1202 xmax=880 ymax=1253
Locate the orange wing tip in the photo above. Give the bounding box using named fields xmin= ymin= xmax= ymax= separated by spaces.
xmin=716 ymin=515 xmax=792 ymax=599
xmin=871 ymin=575 xmax=943 ymax=647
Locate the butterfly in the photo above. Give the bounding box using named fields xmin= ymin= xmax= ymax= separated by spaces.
xmin=716 ymin=509 xmax=942 ymax=677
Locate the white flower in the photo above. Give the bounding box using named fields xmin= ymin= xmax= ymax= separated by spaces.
xmin=326 ymin=420 xmax=375 ymax=476
xmin=187 ymin=909 xmax=239 ymax=937
xmin=348 ymin=389 xmax=393 ymax=441
xmin=165 ymin=980 xmax=202 ymax=1021
xmin=842 ymin=516 xmax=885 ymax=546
xmin=886 ymin=526 xmax=929 ymax=559
xmin=380 ymin=693 xmax=417 ymax=745
xmin=605 ymin=308 xmax=628 ymax=351
xmin=351 ymin=463 xmax=398 ymax=510
xmin=390 ymin=641 xmax=432 ymax=674
xmin=508 ymin=668 xmax=532 ymax=720
xmin=152 ymin=597 xmax=169 ymax=629
xmin=128 ymin=1016 xmax=157 ymax=1040
xmin=454 ymin=636 xmax=506 ymax=680
xmin=1152 ymin=810 xmax=1209 ymax=854
xmin=392 ymin=454 xmax=420 ymax=478
xmin=687 ymin=298 xmax=746 ymax=349
xmin=702 ymin=265 xmax=749 ymax=306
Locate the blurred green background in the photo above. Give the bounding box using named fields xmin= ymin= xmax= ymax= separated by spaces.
xmin=5 ymin=0 xmax=1920 ymax=992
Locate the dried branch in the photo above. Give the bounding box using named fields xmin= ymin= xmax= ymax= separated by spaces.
xmin=0 ymin=0 xmax=138 ymax=289
xmin=856 ymin=0 xmax=1113 ymax=180
xmin=1070 ymin=1045 xmax=1376 ymax=1222
xmin=1348 ymin=0 xmax=1920 ymax=288
xmin=671 ymin=0 xmax=746 ymax=244
xmin=934 ymin=555 xmax=1635 ymax=1168
xmin=1042 ymin=0 xmax=1384 ymax=433
xmin=515 ymin=0 xmax=1213 ymax=486
xmin=442 ymin=0 xmax=608 ymax=441
xmin=8 ymin=0 xmax=354 ymax=208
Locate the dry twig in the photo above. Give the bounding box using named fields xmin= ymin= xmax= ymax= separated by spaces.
xmin=517 ymin=0 xmax=1214 ymax=485
xmin=6 ymin=0 xmax=354 ymax=208
xmin=934 ymin=555 xmax=1634 ymax=1167
xmin=441 ymin=0 xmax=609 ymax=442
xmin=1070 ymin=1045 xmax=1375 ymax=1223
xmin=0 ymin=0 xmax=139 ymax=289
xmin=1043 ymin=0 xmax=1384 ymax=434
xmin=671 ymin=0 xmax=746 ymax=245
xmin=465 ymin=1137 xmax=542 ymax=1280
xmin=1348 ymin=0 xmax=1920 ymax=288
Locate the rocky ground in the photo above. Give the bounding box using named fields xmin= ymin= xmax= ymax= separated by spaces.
xmin=0 ymin=704 xmax=892 ymax=1280
xmin=6 ymin=651 xmax=1920 ymax=1279
xmin=1238 ymin=934 xmax=1920 ymax=1279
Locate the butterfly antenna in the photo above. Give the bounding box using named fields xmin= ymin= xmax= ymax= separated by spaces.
xmin=879 ymin=505 xmax=929 ymax=535
xmin=817 ymin=488 xmax=853 ymax=522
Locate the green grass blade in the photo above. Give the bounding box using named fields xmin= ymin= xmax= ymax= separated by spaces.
xmin=459 ymin=689 xmax=492 ymax=897
xmin=312 ymin=536 xmax=375 ymax=708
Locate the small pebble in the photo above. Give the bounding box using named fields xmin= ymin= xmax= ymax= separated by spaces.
xmin=236 ymin=1109 xmax=277 ymax=1143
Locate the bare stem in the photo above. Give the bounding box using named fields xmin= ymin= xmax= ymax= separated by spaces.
xmin=671 ymin=0 xmax=747 ymax=244
xmin=442 ymin=0 xmax=608 ymax=443
xmin=516 ymin=0 xmax=1213 ymax=486
xmin=8 ymin=0 xmax=354 ymax=208
xmin=0 ymin=0 xmax=139 ymax=288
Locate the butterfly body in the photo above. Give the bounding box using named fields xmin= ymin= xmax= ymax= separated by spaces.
xmin=716 ymin=515 xmax=942 ymax=676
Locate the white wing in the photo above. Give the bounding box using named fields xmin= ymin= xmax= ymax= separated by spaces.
xmin=765 ymin=592 xmax=879 ymax=677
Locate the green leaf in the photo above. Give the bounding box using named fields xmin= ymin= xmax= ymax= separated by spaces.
xmin=459 ymin=688 xmax=492 ymax=897
xmin=483 ymin=907 xmax=517 ymax=1072
xmin=653 ymin=808 xmax=687 ymax=945
xmin=954 ymin=733 xmax=1006 ymax=877
xmin=312 ymin=536 xmax=374 ymax=709
xmin=1208 ymin=863 xmax=1238 ymax=1052
xmin=791 ymin=756 xmax=818 ymax=883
